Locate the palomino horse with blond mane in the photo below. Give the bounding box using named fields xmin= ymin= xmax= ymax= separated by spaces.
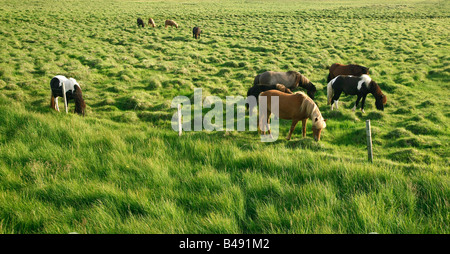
xmin=165 ymin=19 xmax=178 ymax=28
xmin=253 ymin=71 xmax=317 ymax=100
xmin=259 ymin=90 xmax=327 ymax=141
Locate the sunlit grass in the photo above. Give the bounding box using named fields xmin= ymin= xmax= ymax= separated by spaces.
xmin=0 ymin=0 xmax=449 ymax=233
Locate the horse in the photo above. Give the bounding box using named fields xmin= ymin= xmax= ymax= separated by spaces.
xmin=253 ymin=71 xmax=317 ymax=100
xmin=137 ymin=18 xmax=145 ymax=28
xmin=50 ymin=75 xmax=86 ymax=116
xmin=165 ymin=19 xmax=178 ymax=28
xmin=246 ymin=84 xmax=292 ymax=114
xmin=327 ymin=63 xmax=369 ymax=82
xmin=259 ymin=90 xmax=327 ymax=141
xmin=148 ymin=18 xmax=156 ymax=27
xmin=193 ymin=27 xmax=201 ymax=39
xmin=327 ymin=74 xmax=386 ymax=113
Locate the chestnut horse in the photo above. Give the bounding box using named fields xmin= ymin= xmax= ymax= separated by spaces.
xmin=327 ymin=63 xmax=369 ymax=82
xmin=259 ymin=90 xmax=327 ymax=141
xmin=165 ymin=19 xmax=178 ymax=28
xmin=193 ymin=27 xmax=201 ymax=39
xmin=253 ymin=71 xmax=316 ymax=100
xmin=327 ymin=74 xmax=386 ymax=113
xmin=50 ymin=75 xmax=86 ymax=116
xmin=148 ymin=18 xmax=156 ymax=27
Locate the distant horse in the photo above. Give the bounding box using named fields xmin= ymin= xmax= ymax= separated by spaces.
xmin=50 ymin=75 xmax=86 ymax=116
xmin=246 ymin=84 xmax=292 ymax=114
xmin=137 ymin=18 xmax=145 ymax=28
xmin=327 ymin=63 xmax=369 ymax=82
xmin=327 ymin=74 xmax=386 ymax=113
xmin=193 ymin=27 xmax=201 ymax=39
xmin=253 ymin=71 xmax=317 ymax=100
xmin=259 ymin=90 xmax=327 ymax=141
xmin=165 ymin=19 xmax=178 ymax=28
xmin=148 ymin=18 xmax=156 ymax=27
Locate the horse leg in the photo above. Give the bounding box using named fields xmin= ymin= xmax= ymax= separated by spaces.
xmin=302 ymin=119 xmax=307 ymax=137
xmin=286 ymin=119 xmax=299 ymax=140
xmin=259 ymin=110 xmax=270 ymax=135
xmin=55 ymin=97 xmax=60 ymax=112
xmin=353 ymin=95 xmax=362 ymax=112
xmin=50 ymin=95 xmax=56 ymax=110
xmin=331 ymin=90 xmax=342 ymax=110
xmin=360 ymin=94 xmax=367 ymax=113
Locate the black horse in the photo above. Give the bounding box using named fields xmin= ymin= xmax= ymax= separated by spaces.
xmin=137 ymin=18 xmax=144 ymax=28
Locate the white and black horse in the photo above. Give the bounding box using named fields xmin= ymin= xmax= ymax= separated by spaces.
xmin=327 ymin=74 xmax=386 ymax=113
xmin=50 ymin=75 xmax=86 ymax=115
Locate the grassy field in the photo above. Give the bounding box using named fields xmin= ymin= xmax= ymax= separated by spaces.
xmin=0 ymin=0 xmax=449 ymax=233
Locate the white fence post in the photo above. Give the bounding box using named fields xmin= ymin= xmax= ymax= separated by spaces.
xmin=62 ymin=83 xmax=68 ymax=114
xmin=178 ymin=104 xmax=182 ymax=136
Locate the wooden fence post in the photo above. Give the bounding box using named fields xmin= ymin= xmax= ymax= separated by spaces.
xmin=366 ymin=120 xmax=373 ymax=162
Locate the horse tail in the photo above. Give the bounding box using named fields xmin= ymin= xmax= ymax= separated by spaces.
xmin=73 ymin=86 xmax=86 ymax=116
xmin=274 ymin=84 xmax=288 ymax=94
xmin=327 ymin=79 xmax=334 ymax=105
xmin=253 ymin=74 xmax=260 ymax=86
xmin=327 ymin=72 xmax=333 ymax=83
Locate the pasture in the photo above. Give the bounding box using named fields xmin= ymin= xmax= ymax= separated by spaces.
xmin=0 ymin=0 xmax=449 ymax=233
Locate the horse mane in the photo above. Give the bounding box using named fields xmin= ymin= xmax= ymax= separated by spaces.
xmin=296 ymin=91 xmax=316 ymax=115
xmin=73 ymin=85 xmax=86 ymax=116
xmin=296 ymin=91 xmax=325 ymax=128
xmin=294 ymin=72 xmax=310 ymax=86
xmin=275 ymin=84 xmax=292 ymax=94
xmin=369 ymin=81 xmax=386 ymax=102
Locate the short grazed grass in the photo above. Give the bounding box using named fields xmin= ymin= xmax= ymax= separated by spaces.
xmin=0 ymin=0 xmax=449 ymax=233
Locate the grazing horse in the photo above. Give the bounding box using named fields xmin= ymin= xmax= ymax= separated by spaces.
xmin=259 ymin=90 xmax=327 ymax=141
xmin=50 ymin=75 xmax=86 ymax=116
xmin=137 ymin=18 xmax=145 ymax=28
xmin=148 ymin=18 xmax=156 ymax=27
xmin=165 ymin=19 xmax=178 ymax=28
xmin=327 ymin=63 xmax=369 ymax=82
xmin=253 ymin=71 xmax=317 ymax=100
xmin=327 ymin=74 xmax=386 ymax=113
xmin=193 ymin=27 xmax=201 ymax=39
xmin=246 ymin=84 xmax=292 ymax=114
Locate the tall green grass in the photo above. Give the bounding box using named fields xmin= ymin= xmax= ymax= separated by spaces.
xmin=0 ymin=0 xmax=449 ymax=233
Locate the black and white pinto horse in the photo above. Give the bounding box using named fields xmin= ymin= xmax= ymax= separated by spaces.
xmin=327 ymin=74 xmax=386 ymax=113
xmin=50 ymin=75 xmax=86 ymax=115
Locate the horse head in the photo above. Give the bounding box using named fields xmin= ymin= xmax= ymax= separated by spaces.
xmin=312 ymin=116 xmax=327 ymax=141
xmin=361 ymin=66 xmax=370 ymax=75
xmin=370 ymin=81 xmax=386 ymax=111
xmin=310 ymin=107 xmax=327 ymax=141
xmin=375 ymin=93 xmax=387 ymax=111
